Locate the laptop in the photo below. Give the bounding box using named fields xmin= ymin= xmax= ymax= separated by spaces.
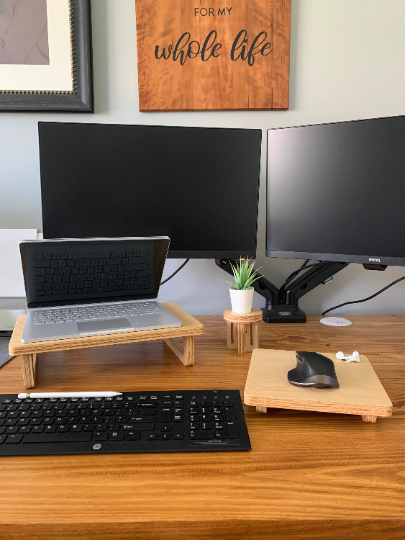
xmin=19 ymin=237 xmax=182 ymax=343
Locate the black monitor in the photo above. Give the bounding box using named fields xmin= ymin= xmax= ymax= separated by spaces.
xmin=266 ymin=115 xmax=405 ymax=267
xmin=39 ymin=122 xmax=261 ymax=259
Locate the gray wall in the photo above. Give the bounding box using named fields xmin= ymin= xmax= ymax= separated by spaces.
xmin=1 ymin=0 xmax=405 ymax=316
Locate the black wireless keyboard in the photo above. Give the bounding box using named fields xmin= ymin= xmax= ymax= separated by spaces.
xmin=0 ymin=390 xmax=251 ymax=456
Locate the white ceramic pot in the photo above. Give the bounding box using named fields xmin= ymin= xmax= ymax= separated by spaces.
xmin=229 ymin=287 xmax=254 ymax=314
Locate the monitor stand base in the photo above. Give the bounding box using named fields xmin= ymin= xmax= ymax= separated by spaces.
xmin=262 ymin=303 xmax=307 ymax=323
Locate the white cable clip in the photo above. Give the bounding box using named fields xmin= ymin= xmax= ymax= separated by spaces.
xmin=336 ymin=351 xmax=360 ymax=364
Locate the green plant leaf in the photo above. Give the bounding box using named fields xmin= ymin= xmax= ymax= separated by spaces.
xmin=221 ymin=258 xmax=262 ymax=290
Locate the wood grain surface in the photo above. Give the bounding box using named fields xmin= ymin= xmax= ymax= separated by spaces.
xmin=223 ymin=307 xmax=263 ymax=324
xmin=135 ymin=0 xmax=291 ymax=110
xmin=224 ymin=308 xmax=263 ymax=354
xmin=1 ymin=314 xmax=405 ymax=540
xmin=244 ymin=349 xmax=393 ymax=418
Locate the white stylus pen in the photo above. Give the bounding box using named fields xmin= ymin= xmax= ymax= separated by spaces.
xmin=18 ymin=391 xmax=122 ymax=399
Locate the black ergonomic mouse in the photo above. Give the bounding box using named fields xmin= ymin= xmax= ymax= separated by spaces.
xmin=288 ymin=351 xmax=340 ymax=389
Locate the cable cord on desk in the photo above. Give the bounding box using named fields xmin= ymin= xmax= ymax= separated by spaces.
xmin=322 ymin=275 xmax=405 ymax=316
xmin=161 ymin=259 xmax=190 ymax=285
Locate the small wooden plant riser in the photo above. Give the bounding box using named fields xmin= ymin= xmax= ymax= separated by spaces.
xmin=9 ymin=303 xmax=204 ymax=388
xmin=244 ymin=349 xmax=393 ymax=423
xmin=223 ymin=308 xmax=263 ymax=355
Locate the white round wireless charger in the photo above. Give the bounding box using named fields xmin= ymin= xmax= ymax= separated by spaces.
xmin=320 ymin=317 xmax=352 ymax=326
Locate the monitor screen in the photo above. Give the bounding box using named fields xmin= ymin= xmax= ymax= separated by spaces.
xmin=266 ymin=116 xmax=405 ymax=266
xmin=39 ymin=123 xmax=262 ymax=259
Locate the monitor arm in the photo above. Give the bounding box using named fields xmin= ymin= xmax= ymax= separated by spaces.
xmin=215 ymin=259 xmax=349 ymax=323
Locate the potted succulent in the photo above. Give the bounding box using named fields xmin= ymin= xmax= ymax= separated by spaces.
xmin=224 ymin=258 xmax=261 ymax=314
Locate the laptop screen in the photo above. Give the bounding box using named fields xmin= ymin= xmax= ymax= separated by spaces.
xmin=20 ymin=238 xmax=169 ymax=309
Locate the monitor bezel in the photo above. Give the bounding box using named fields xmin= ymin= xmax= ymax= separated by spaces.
xmin=167 ymin=250 xmax=257 ymax=259
xmin=265 ymin=249 xmax=405 ymax=267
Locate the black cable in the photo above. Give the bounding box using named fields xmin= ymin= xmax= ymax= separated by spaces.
xmin=280 ymin=260 xmax=310 ymax=291
xmin=281 ymin=260 xmax=321 ymax=291
xmin=322 ymin=275 xmax=405 ymax=316
xmin=161 ymin=259 xmax=190 ymax=285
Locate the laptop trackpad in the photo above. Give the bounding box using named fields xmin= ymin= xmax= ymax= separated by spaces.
xmin=78 ymin=318 xmax=133 ymax=333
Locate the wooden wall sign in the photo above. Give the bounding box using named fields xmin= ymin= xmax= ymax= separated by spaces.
xmin=135 ymin=0 xmax=291 ymax=111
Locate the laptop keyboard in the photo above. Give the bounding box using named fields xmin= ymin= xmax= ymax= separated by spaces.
xmin=32 ymin=250 xmax=151 ymax=297
xmin=33 ymin=301 xmax=163 ymax=325
xmin=0 ymin=391 xmax=251 ymax=456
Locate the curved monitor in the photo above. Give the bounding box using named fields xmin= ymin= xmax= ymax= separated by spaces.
xmin=266 ymin=116 xmax=405 ymax=266
xmin=39 ymin=123 xmax=261 ymax=259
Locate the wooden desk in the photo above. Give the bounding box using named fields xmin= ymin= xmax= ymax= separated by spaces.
xmin=1 ymin=314 xmax=405 ymax=540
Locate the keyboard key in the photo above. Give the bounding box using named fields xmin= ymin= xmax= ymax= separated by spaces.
xmin=108 ymin=432 xmax=124 ymax=441
xmin=139 ymin=403 xmax=156 ymax=408
xmin=126 ymin=431 xmax=141 ymax=441
xmin=93 ymin=432 xmax=108 ymax=441
xmin=122 ymin=423 xmax=155 ymax=431
xmin=23 ymin=433 xmax=92 ymax=444
xmin=124 ymin=415 xmax=154 ymax=423
xmin=189 ymin=431 xmax=214 ymax=440
xmin=227 ymin=422 xmax=239 ymax=439
xmin=5 ymin=434 xmax=23 ymax=444
xmin=147 ymin=434 xmax=158 ymax=441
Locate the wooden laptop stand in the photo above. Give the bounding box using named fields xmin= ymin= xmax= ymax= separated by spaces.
xmin=9 ymin=303 xmax=204 ymax=388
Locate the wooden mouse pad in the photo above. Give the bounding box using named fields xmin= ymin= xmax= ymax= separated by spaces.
xmin=244 ymin=349 xmax=392 ymax=422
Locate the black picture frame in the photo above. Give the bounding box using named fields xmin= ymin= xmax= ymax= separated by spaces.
xmin=0 ymin=0 xmax=93 ymax=113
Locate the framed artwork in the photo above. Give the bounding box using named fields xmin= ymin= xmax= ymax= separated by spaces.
xmin=0 ymin=0 xmax=93 ymax=112
xmin=135 ymin=0 xmax=290 ymax=111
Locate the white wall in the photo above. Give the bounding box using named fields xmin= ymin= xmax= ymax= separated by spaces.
xmin=1 ymin=0 xmax=405 ymax=316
